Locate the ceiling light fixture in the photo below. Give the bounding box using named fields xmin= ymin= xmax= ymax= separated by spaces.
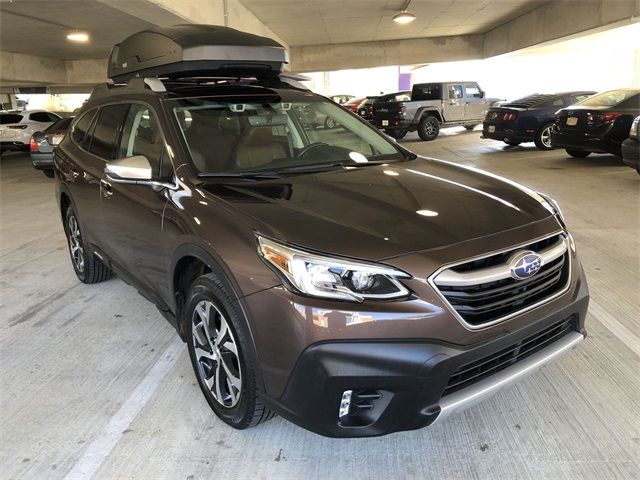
xmin=67 ymin=32 xmax=89 ymax=43
xmin=393 ymin=0 xmax=416 ymax=24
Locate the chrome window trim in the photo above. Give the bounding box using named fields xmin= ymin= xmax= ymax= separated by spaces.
xmin=427 ymin=230 xmax=573 ymax=331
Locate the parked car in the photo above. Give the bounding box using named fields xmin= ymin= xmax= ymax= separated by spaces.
xmin=551 ymin=88 xmax=640 ymax=158
xmin=56 ymin=25 xmax=588 ymax=438
xmin=357 ymin=91 xmax=411 ymax=124
xmin=621 ymin=116 xmax=639 ymax=174
xmin=30 ymin=116 xmax=74 ymax=177
xmin=372 ymin=82 xmax=488 ymax=140
xmin=329 ymin=94 xmax=355 ymax=105
xmin=0 ymin=110 xmax=62 ymax=151
xmin=482 ymin=91 xmax=595 ymax=150
xmin=343 ymin=96 xmax=366 ymax=113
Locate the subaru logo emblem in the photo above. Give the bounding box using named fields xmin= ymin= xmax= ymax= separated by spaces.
xmin=509 ymin=251 xmax=543 ymax=280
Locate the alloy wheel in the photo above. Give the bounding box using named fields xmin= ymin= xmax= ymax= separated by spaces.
xmin=541 ymin=126 xmax=552 ymax=148
xmin=67 ymin=214 xmax=84 ymax=273
xmin=191 ymin=300 xmax=242 ymax=408
xmin=425 ymin=120 xmax=437 ymax=135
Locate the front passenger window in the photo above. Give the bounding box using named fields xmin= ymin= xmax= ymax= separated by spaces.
xmin=118 ymin=105 xmax=171 ymax=181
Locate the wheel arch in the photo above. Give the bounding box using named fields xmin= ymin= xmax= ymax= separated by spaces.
xmin=415 ymin=108 xmax=443 ymax=125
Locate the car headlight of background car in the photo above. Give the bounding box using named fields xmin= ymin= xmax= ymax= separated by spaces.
xmin=257 ymin=235 xmax=411 ymax=302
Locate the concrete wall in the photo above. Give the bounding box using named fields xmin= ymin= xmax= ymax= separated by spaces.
xmin=0 ymin=52 xmax=67 ymax=86
xmin=290 ymin=35 xmax=484 ymax=73
xmin=483 ymin=0 xmax=640 ymax=58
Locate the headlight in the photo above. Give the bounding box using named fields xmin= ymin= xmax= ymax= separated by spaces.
xmin=257 ymin=235 xmax=411 ymax=302
xmin=537 ymin=192 xmax=565 ymax=225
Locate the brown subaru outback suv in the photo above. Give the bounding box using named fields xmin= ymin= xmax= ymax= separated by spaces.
xmin=54 ymin=25 xmax=588 ymax=438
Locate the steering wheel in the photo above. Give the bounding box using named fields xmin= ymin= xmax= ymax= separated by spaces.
xmin=297 ymin=142 xmax=331 ymax=158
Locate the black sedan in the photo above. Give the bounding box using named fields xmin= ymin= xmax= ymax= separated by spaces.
xmin=482 ymin=91 xmax=595 ymax=150
xmin=551 ymin=88 xmax=640 ymax=158
xmin=622 ymin=116 xmax=639 ymax=173
xmin=30 ymin=116 xmax=73 ymax=177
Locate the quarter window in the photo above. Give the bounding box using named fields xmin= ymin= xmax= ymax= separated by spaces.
xmin=118 ymin=104 xmax=171 ymax=180
xmin=71 ymin=109 xmax=97 ymax=147
xmin=89 ymin=104 xmax=130 ymax=159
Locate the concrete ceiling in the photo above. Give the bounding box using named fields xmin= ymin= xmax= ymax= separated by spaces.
xmin=240 ymin=0 xmax=551 ymax=46
xmin=0 ymin=0 xmax=182 ymax=60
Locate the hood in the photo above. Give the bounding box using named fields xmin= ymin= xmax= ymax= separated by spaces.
xmin=202 ymin=158 xmax=554 ymax=261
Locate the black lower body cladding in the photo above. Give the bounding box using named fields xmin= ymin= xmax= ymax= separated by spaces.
xmin=261 ymin=278 xmax=589 ymax=438
xmin=621 ymin=138 xmax=640 ymax=171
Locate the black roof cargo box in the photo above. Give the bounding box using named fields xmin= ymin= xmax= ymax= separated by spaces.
xmin=108 ymin=24 xmax=288 ymax=82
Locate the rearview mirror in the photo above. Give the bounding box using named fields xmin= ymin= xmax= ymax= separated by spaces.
xmin=105 ymin=155 xmax=152 ymax=182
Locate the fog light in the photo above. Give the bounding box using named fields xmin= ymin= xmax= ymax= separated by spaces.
xmin=339 ymin=390 xmax=352 ymax=418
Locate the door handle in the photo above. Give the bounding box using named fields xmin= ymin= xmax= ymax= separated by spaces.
xmin=100 ymin=179 xmax=113 ymax=198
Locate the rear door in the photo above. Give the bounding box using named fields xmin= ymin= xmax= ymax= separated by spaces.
xmin=443 ymin=84 xmax=465 ymax=122
xmin=63 ymin=104 xmax=130 ymax=247
xmin=98 ymin=102 xmax=174 ymax=301
xmin=463 ymin=83 xmax=487 ymax=121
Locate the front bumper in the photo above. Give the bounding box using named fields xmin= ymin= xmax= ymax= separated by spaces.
xmin=261 ymin=278 xmax=588 ymax=437
xmin=621 ymin=138 xmax=639 ymax=170
xmin=551 ymin=130 xmax=621 ymax=156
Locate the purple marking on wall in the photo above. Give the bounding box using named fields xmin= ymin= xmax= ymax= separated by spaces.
xmin=399 ymin=73 xmax=411 ymax=91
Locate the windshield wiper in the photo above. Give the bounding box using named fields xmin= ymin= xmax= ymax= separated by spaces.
xmin=198 ymin=172 xmax=283 ymax=181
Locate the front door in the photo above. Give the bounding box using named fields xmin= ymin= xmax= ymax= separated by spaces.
xmin=443 ymin=84 xmax=465 ymax=122
xmin=98 ymin=102 xmax=175 ymax=304
xmin=463 ymin=83 xmax=487 ymax=121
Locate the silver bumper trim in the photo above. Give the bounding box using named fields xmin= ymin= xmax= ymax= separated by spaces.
xmin=433 ymin=331 xmax=584 ymax=424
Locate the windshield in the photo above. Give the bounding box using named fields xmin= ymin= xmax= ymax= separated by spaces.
xmin=578 ymin=89 xmax=639 ymax=107
xmin=172 ymin=94 xmax=403 ymax=175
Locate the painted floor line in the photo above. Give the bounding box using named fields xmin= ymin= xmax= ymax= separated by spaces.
xmin=589 ymin=299 xmax=640 ymax=357
xmin=63 ymin=337 xmax=184 ymax=480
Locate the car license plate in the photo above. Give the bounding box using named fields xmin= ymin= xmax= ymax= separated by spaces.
xmin=382 ymin=120 xmax=389 ymax=126
xmin=488 ymin=125 xmax=496 ymax=133
xmin=566 ymin=117 xmax=578 ymax=126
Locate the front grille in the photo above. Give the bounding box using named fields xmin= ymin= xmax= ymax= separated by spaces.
xmin=434 ymin=234 xmax=570 ymax=326
xmin=443 ymin=317 xmax=575 ymax=396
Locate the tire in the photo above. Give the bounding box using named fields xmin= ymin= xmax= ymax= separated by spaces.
xmin=186 ymin=273 xmax=275 ymax=430
xmin=566 ymin=149 xmax=590 ymax=158
xmin=324 ymin=117 xmax=337 ymax=129
xmin=464 ymin=124 xmax=479 ymax=131
xmin=534 ymin=122 xmax=555 ymax=150
xmin=417 ymin=115 xmax=440 ymax=141
xmin=504 ymin=139 xmax=521 ymax=146
xmin=385 ymin=129 xmax=407 ymax=139
xmin=43 ymin=169 xmax=54 ymax=178
xmin=64 ymin=206 xmax=112 ymax=284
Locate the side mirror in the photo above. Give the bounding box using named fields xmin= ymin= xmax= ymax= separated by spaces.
xmin=480 ymin=90 xmax=486 ymax=99
xmin=105 ymin=155 xmax=152 ymax=183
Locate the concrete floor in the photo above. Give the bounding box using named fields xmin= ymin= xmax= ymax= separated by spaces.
xmin=1 ymin=129 xmax=639 ymax=480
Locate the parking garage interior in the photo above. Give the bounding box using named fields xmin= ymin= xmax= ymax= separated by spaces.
xmin=1 ymin=1 xmax=639 ymax=479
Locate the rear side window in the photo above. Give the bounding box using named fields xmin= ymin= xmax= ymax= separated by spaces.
xmin=1 ymin=114 xmax=23 ymax=124
xmin=89 ymin=104 xmax=130 ymax=159
xmin=71 ymin=110 xmax=97 ymax=146
xmin=412 ymin=84 xmax=441 ymax=101
xmin=29 ymin=112 xmax=53 ymax=122
xmin=118 ymin=104 xmax=171 ymax=180
xmin=572 ymin=94 xmax=591 ymax=103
